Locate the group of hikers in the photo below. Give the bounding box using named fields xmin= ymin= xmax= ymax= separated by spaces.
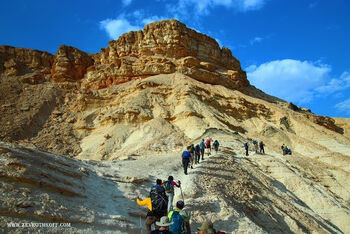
xmin=244 ymin=140 xmax=264 ymax=156
xmin=181 ymin=137 xmax=219 ymax=175
xmin=281 ymin=144 xmax=292 ymax=155
xmin=244 ymin=140 xmax=293 ymax=156
xmin=137 ymin=176 xmax=224 ymax=234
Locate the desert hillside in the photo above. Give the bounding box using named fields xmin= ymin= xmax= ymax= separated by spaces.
xmin=1 ymin=19 xmax=350 ymax=233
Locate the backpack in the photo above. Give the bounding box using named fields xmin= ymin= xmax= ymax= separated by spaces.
xmin=205 ymin=140 xmax=210 ymax=147
xmin=244 ymin=143 xmax=248 ymax=148
xmin=150 ymin=186 xmax=168 ymax=214
xmin=164 ymin=181 xmax=173 ymax=193
xmin=169 ymin=210 xmax=184 ymax=234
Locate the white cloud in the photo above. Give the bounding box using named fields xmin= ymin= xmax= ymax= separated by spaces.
xmin=99 ymin=18 xmax=140 ymax=39
xmin=100 ymin=12 xmax=169 ymax=39
xmin=141 ymin=16 xmax=166 ymax=25
xmin=247 ymin=59 xmax=331 ymax=103
xmin=122 ymin=0 xmax=132 ymax=6
xmin=249 ymin=36 xmax=263 ymax=45
xmin=166 ymin=0 xmax=266 ymax=18
xmin=316 ymin=72 xmax=350 ymax=94
xmin=335 ymin=98 xmax=350 ymax=114
xmin=241 ymin=0 xmax=266 ymax=10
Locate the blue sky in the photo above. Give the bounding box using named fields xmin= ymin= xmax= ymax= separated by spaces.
xmin=1 ymin=0 xmax=350 ymax=117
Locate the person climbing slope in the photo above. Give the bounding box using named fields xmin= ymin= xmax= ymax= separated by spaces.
xmin=195 ymin=144 xmax=201 ymax=163
xmin=164 ymin=176 xmax=181 ymax=213
xmin=198 ymin=220 xmax=226 ymax=234
xmin=137 ymin=180 xmax=168 ymax=233
xmin=181 ymin=146 xmax=191 ymax=175
xmin=259 ymin=141 xmax=265 ymax=154
xmin=253 ymin=140 xmax=258 ymax=153
xmin=200 ymin=139 xmax=205 ymax=160
xmin=205 ymin=137 xmax=212 ymax=154
xmin=150 ymin=179 xmax=163 ymax=191
xmin=244 ymin=142 xmax=249 ymax=156
xmin=213 ymin=140 xmax=220 ymax=154
xmin=150 ymin=216 xmax=173 ymax=234
xmin=188 ymin=144 xmax=195 ymax=169
xmin=168 ymin=200 xmax=191 ymax=234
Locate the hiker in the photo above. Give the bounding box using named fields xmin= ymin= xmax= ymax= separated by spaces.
xmin=244 ymin=142 xmax=249 ymax=156
xmin=281 ymin=144 xmax=285 ymax=155
xmin=137 ymin=191 xmax=168 ymax=234
xmin=164 ymin=176 xmax=181 ymax=213
xmin=198 ymin=220 xmax=226 ymax=234
xmin=205 ymin=137 xmax=212 ymax=153
xmin=200 ymin=139 xmax=205 ymax=160
xmin=194 ymin=144 xmax=201 ymax=164
xmin=213 ymin=140 xmax=219 ymax=154
xmin=189 ymin=144 xmax=195 ymax=169
xmin=259 ymin=141 xmax=265 ymax=154
xmin=168 ymin=200 xmax=191 ymax=234
xmin=181 ymin=146 xmax=191 ymax=175
xmin=150 ymin=179 xmax=163 ymax=191
xmin=150 ymin=216 xmax=173 ymax=234
xmin=253 ymin=140 xmax=258 ymax=153
xmin=284 ymin=146 xmax=292 ymax=155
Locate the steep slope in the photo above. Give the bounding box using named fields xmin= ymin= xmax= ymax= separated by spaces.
xmin=1 ymin=19 xmax=350 ymax=233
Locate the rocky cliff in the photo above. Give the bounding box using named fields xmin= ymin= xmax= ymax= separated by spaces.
xmin=0 ymin=19 xmax=248 ymax=91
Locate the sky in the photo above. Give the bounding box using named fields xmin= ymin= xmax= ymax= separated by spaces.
xmin=1 ymin=0 xmax=350 ymax=118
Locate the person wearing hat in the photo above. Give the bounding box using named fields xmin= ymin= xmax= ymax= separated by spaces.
xmin=198 ymin=220 xmax=226 ymax=234
xmin=150 ymin=216 xmax=174 ymax=234
xmin=198 ymin=220 xmax=216 ymax=234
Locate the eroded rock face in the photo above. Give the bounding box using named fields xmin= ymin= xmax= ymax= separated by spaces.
xmin=51 ymin=45 xmax=94 ymax=82
xmin=84 ymin=19 xmax=249 ymax=90
xmin=1 ymin=20 xmax=248 ymax=91
xmin=0 ymin=46 xmax=53 ymax=78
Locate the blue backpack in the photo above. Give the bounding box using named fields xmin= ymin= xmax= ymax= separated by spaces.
xmin=169 ymin=210 xmax=184 ymax=234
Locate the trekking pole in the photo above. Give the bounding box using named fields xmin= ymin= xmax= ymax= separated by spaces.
xmin=140 ymin=216 xmax=142 ymax=234
xmin=180 ymin=185 xmax=185 ymax=203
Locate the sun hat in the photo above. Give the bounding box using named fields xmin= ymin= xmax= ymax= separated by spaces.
xmin=198 ymin=220 xmax=214 ymax=232
xmin=156 ymin=216 xmax=173 ymax=227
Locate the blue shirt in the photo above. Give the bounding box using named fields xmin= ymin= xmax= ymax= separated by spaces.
xmin=182 ymin=150 xmax=191 ymax=158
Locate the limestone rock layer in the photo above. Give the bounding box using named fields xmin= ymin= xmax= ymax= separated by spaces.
xmin=0 ymin=19 xmax=248 ymax=91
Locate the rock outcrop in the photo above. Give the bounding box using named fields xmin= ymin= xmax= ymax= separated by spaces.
xmin=0 ymin=20 xmax=248 ymax=91
xmin=0 ymin=46 xmax=53 ymax=82
xmin=51 ymin=45 xmax=94 ymax=82
xmin=86 ymin=19 xmax=248 ymax=90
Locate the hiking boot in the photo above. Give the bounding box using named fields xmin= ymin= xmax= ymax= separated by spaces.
xmin=191 ymin=166 xmax=193 ymax=169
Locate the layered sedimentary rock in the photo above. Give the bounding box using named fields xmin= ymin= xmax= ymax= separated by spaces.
xmin=86 ymin=19 xmax=248 ymax=90
xmin=0 ymin=46 xmax=53 ymax=84
xmin=51 ymin=45 xmax=94 ymax=82
xmin=0 ymin=20 xmax=248 ymax=91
